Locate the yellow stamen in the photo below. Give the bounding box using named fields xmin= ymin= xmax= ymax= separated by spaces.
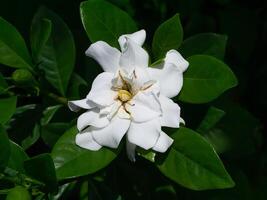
xmin=118 ymin=90 xmax=132 ymax=102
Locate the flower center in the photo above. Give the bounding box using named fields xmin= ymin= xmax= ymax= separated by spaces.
xmin=118 ymin=89 xmax=132 ymax=102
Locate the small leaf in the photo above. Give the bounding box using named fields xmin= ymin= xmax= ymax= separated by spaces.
xmin=179 ymin=33 xmax=228 ymax=60
xmin=80 ymin=0 xmax=137 ymax=48
xmin=41 ymin=105 xmax=62 ymax=126
xmin=30 ymin=18 xmax=52 ymax=62
xmin=157 ymin=127 xmax=235 ymax=190
xmin=52 ymin=126 xmax=120 ymax=180
xmin=152 ymin=14 xmax=183 ymax=59
xmin=7 ymin=141 xmax=29 ymax=173
xmin=197 ymin=106 xmax=225 ymax=134
xmin=0 ymin=96 xmax=17 ymax=124
xmin=33 ymin=7 xmax=75 ymax=96
xmin=178 ymin=55 xmax=238 ymax=103
xmin=0 ymin=125 xmax=11 ymax=172
xmin=0 ymin=72 xmax=8 ymax=94
xmin=6 ymin=186 xmax=31 ymax=200
xmin=24 ymin=153 xmax=58 ymax=193
xmin=0 ymin=17 xmax=33 ymax=69
xmin=21 ymin=124 xmax=40 ymax=150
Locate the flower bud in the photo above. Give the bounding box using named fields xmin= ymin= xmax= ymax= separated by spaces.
xmin=12 ymin=69 xmax=37 ymax=87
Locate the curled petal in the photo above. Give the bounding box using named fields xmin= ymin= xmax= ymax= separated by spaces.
xmin=152 ymin=131 xmax=173 ymax=153
xmin=127 ymin=118 xmax=161 ymax=150
xmin=76 ymin=129 xmax=102 ymax=151
xmin=126 ymin=92 xmax=161 ymax=122
xmin=159 ymin=95 xmax=181 ymax=128
xmin=91 ymin=114 xmax=130 ymax=148
xmin=85 ymin=41 xmax=121 ymax=72
xmin=68 ymin=99 xmax=96 ymax=112
xmin=77 ymin=108 xmax=109 ymax=131
xmin=118 ymin=30 xmax=146 ymax=51
xmin=87 ymin=72 xmax=117 ymax=107
xmin=165 ymin=50 xmax=189 ymax=72
xmin=119 ymin=39 xmax=149 ymax=71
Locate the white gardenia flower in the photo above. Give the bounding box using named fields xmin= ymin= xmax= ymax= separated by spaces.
xmin=68 ymin=30 xmax=189 ymax=161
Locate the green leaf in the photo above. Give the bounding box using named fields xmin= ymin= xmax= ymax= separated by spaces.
xmin=197 ymin=106 xmax=225 ymax=134
xmin=179 ymin=33 xmax=228 ymax=60
xmin=41 ymin=122 xmax=69 ymax=148
xmin=24 ymin=153 xmax=57 ymax=193
xmin=80 ymin=0 xmax=137 ymax=48
xmin=67 ymin=73 xmax=88 ymax=99
xmin=33 ymin=7 xmax=75 ymax=96
xmin=157 ymin=127 xmax=235 ymax=190
xmin=30 ymin=18 xmax=52 ymax=62
xmin=0 ymin=72 xmax=8 ymax=94
xmin=7 ymin=141 xmax=29 ymax=173
xmin=52 ymin=126 xmax=120 ymax=180
xmin=0 ymin=17 xmax=33 ymax=69
xmin=41 ymin=105 xmax=62 ymax=126
xmin=152 ymin=14 xmax=183 ymax=59
xmin=178 ymin=55 xmax=238 ymax=103
xmin=6 ymin=186 xmax=31 ymax=200
xmin=0 ymin=96 xmax=17 ymax=124
xmin=0 ymin=125 xmax=11 ymax=172
xmin=21 ymin=124 xmax=40 ymax=150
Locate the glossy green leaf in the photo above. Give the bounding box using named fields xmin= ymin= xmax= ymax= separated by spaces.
xmin=7 ymin=141 xmax=29 ymax=173
xmin=0 ymin=125 xmax=11 ymax=172
xmin=41 ymin=122 xmax=69 ymax=148
xmin=157 ymin=127 xmax=235 ymax=190
xmin=24 ymin=153 xmax=57 ymax=193
xmin=41 ymin=105 xmax=62 ymax=126
xmin=0 ymin=17 xmax=33 ymax=69
xmin=178 ymin=55 xmax=238 ymax=103
xmin=179 ymin=33 xmax=228 ymax=60
xmin=30 ymin=17 xmax=52 ymax=62
xmin=6 ymin=186 xmax=31 ymax=200
xmin=80 ymin=0 xmax=137 ymax=48
xmin=0 ymin=96 xmax=17 ymax=124
xmin=152 ymin=14 xmax=183 ymax=59
xmin=33 ymin=7 xmax=75 ymax=96
xmin=197 ymin=106 xmax=225 ymax=134
xmin=52 ymin=126 xmax=120 ymax=180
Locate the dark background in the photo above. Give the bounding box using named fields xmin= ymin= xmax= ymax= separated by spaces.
xmin=1 ymin=0 xmax=267 ymax=199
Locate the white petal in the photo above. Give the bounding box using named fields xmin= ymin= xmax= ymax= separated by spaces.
xmin=68 ymin=99 xmax=96 ymax=112
xmin=77 ymin=108 xmax=109 ymax=131
xmin=85 ymin=41 xmax=121 ymax=72
xmin=76 ymin=129 xmax=102 ymax=151
xmin=152 ymin=131 xmax=173 ymax=153
xmin=118 ymin=30 xmax=146 ymax=51
xmin=91 ymin=114 xmax=130 ymax=148
xmin=165 ymin=50 xmax=189 ymax=72
xmin=129 ymin=67 xmax=152 ymax=94
xmin=87 ymin=72 xmax=117 ymax=107
xmin=148 ymin=50 xmax=188 ymax=98
xmin=126 ymin=92 xmax=161 ymax=122
xmin=159 ymin=95 xmax=181 ymax=128
xmin=119 ymin=39 xmax=149 ymax=71
xmin=127 ymin=118 xmax=161 ymax=150
xmin=126 ymin=139 xmax=136 ymax=162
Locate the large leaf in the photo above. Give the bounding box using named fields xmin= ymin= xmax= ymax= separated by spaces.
xmin=33 ymin=7 xmax=75 ymax=96
xmin=0 ymin=125 xmax=11 ymax=171
xmin=0 ymin=96 xmax=17 ymax=124
xmin=179 ymin=33 xmax=228 ymax=60
xmin=0 ymin=17 xmax=33 ymax=69
xmin=80 ymin=0 xmax=137 ymax=48
xmin=24 ymin=153 xmax=58 ymax=193
xmin=6 ymin=186 xmax=31 ymax=200
xmin=52 ymin=126 xmax=120 ymax=180
xmin=178 ymin=55 xmax=238 ymax=103
xmin=152 ymin=14 xmax=183 ymax=59
xmin=7 ymin=141 xmax=29 ymax=173
xmin=157 ymin=127 xmax=235 ymax=190
xmin=30 ymin=17 xmax=52 ymax=62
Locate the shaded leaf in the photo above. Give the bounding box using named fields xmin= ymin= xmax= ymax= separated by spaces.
xmin=0 ymin=96 xmax=17 ymax=124
xmin=0 ymin=125 xmax=11 ymax=172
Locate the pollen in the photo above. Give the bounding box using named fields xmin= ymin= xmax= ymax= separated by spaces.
xmin=118 ymin=90 xmax=132 ymax=102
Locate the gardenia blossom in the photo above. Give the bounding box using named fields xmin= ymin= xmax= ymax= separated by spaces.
xmin=68 ymin=30 xmax=189 ymax=161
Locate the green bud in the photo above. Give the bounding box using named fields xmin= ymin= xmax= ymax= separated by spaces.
xmin=6 ymin=186 xmax=31 ymax=200
xmin=12 ymin=69 xmax=37 ymax=87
